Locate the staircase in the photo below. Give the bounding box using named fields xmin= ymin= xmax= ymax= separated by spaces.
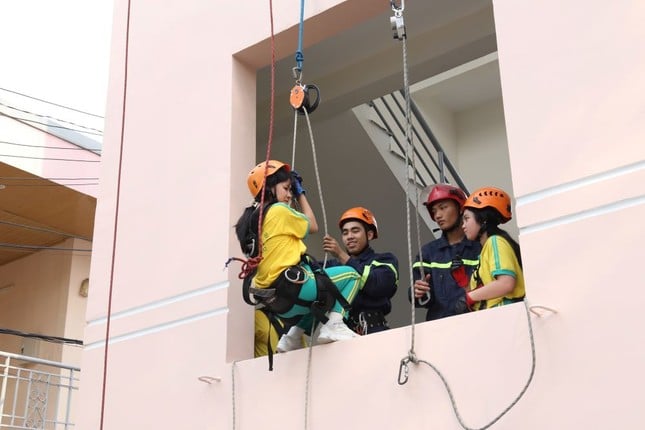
xmin=352 ymin=90 xmax=469 ymax=234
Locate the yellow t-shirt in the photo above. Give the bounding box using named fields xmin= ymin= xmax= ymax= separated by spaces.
xmin=470 ymin=235 xmax=525 ymax=310
xmin=253 ymin=203 xmax=310 ymax=288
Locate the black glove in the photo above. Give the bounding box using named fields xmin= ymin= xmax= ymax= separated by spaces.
xmin=454 ymin=293 xmax=470 ymax=315
xmin=454 ymin=290 xmax=476 ymax=315
xmin=290 ymin=170 xmax=305 ymax=197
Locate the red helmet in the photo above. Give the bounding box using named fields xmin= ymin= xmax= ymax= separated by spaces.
xmin=246 ymin=160 xmax=290 ymax=198
xmin=423 ymin=184 xmax=467 ymax=221
xmin=463 ymin=186 xmax=512 ymax=223
xmin=338 ymin=207 xmax=379 ymax=239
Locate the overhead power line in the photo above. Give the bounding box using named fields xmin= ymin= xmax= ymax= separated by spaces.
xmin=0 ymin=153 xmax=100 ymax=163
xmin=0 ymin=176 xmax=99 ymax=181
xmin=0 ymin=182 xmax=99 ymax=188
xmin=0 ymin=327 xmax=83 ymax=346
xmin=0 ymin=86 xmax=104 ymax=118
xmin=0 ymin=101 xmax=103 ymax=134
xmin=0 ymin=220 xmax=92 ymax=241
xmin=0 ymin=112 xmax=103 ymax=136
xmin=0 ymin=242 xmax=92 ymax=252
xmin=0 ymin=140 xmax=101 ymax=153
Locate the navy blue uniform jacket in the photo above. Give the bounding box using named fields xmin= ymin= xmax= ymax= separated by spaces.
xmin=327 ymin=246 xmax=398 ymax=315
xmin=411 ymin=235 xmax=481 ymax=321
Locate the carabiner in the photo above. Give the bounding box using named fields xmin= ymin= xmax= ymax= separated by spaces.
xmin=284 ymin=266 xmax=308 ymax=284
xmin=390 ymin=0 xmax=404 ymax=13
xmin=292 ymin=66 xmax=303 ymax=83
xmin=398 ymin=357 xmax=410 ymax=385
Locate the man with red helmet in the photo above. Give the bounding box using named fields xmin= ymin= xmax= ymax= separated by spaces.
xmin=322 ymin=207 xmax=399 ymax=334
xmin=410 ymin=184 xmax=481 ymax=320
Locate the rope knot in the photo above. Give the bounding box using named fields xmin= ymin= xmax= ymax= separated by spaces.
xmin=224 ymin=256 xmax=263 ymax=280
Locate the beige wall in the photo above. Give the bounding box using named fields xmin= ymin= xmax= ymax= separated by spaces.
xmin=0 ymin=238 xmax=89 ymax=364
xmin=457 ymin=97 xmax=518 ymax=237
xmin=80 ymin=0 xmax=645 ymax=429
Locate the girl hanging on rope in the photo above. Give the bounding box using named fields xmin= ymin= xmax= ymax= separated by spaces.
xmin=458 ymin=186 xmax=525 ymax=312
xmin=235 ymin=160 xmax=360 ymax=354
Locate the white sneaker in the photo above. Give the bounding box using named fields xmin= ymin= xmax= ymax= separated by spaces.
xmin=316 ymin=320 xmax=359 ymax=344
xmin=276 ymin=327 xmax=304 ymax=353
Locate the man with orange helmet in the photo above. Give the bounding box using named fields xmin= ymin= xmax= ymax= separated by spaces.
xmin=411 ymin=184 xmax=481 ymax=320
xmin=459 ymin=186 xmax=525 ymax=311
xmin=322 ymin=207 xmax=399 ymax=334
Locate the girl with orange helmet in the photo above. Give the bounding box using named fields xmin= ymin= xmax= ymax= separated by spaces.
xmin=459 ymin=186 xmax=525 ymax=311
xmin=235 ymin=160 xmax=360 ymax=354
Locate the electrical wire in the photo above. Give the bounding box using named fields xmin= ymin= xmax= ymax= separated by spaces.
xmin=0 ymin=153 xmax=99 ymax=163
xmin=0 ymin=328 xmax=83 ymax=347
xmin=0 ymin=176 xmax=99 ymax=181
xmin=0 ymin=183 xmax=98 ymax=188
xmin=0 ymin=220 xmax=92 ymax=241
xmin=0 ymin=86 xmax=104 ymax=118
xmin=0 ymin=101 xmax=104 ymax=134
xmin=0 ymin=111 xmax=103 ymax=136
xmin=0 ymin=140 xmax=102 ymax=153
xmin=0 ymin=242 xmax=92 ymax=252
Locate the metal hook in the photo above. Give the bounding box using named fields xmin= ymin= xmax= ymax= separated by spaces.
xmin=292 ymin=67 xmax=303 ymax=83
xmin=198 ymin=376 xmax=221 ymax=384
xmin=398 ymin=357 xmax=410 ymax=385
xmin=529 ymin=304 xmax=558 ymax=318
xmin=390 ymin=0 xmax=404 ymax=13
xmin=418 ymin=291 xmax=431 ymax=306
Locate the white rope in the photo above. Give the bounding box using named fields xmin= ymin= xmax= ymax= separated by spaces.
xmin=302 ymin=106 xmax=330 ymax=267
xmin=397 ymin=14 xmax=421 ymax=359
xmin=291 ymin=110 xmax=299 ymax=168
xmin=231 ymin=361 xmax=237 ymax=430
xmin=304 ymin=318 xmax=317 ymax=430
xmin=415 ymin=300 xmax=537 ymax=429
xmin=290 ymin=105 xmax=329 ymax=430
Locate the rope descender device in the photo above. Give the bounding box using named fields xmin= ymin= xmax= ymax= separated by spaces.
xmin=390 ymin=0 xmax=406 ymax=40
xmin=290 ymin=71 xmax=321 ymax=115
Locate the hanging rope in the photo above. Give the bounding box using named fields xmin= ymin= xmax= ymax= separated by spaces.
xmin=99 ymin=0 xmax=132 ymax=429
xmin=391 ymin=3 xmax=536 ymax=427
xmin=252 ymin=0 xmax=279 ymax=272
xmin=400 ymin=300 xmax=537 ymax=430
xmin=390 ymin=0 xmax=424 ymax=367
xmin=294 ymin=0 xmax=305 ymax=77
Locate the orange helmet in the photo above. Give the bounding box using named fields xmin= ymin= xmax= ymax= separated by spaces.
xmin=463 ymin=186 xmax=512 ymax=223
xmin=246 ymin=160 xmax=291 ymax=198
xmin=338 ymin=207 xmax=379 ymax=239
xmin=423 ymin=184 xmax=467 ymax=221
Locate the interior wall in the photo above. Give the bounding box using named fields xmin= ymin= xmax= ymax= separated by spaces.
xmin=413 ymin=97 xmax=459 ymax=162
xmin=456 ymin=96 xmax=518 ymax=237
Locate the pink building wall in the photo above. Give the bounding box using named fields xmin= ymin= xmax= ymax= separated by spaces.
xmin=79 ymin=1 xmax=645 ymax=429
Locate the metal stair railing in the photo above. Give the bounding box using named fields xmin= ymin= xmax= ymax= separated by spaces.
xmin=367 ymin=90 xmax=469 ymax=195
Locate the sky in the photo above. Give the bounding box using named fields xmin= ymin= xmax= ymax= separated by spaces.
xmin=0 ymin=1 xmax=114 ymax=138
